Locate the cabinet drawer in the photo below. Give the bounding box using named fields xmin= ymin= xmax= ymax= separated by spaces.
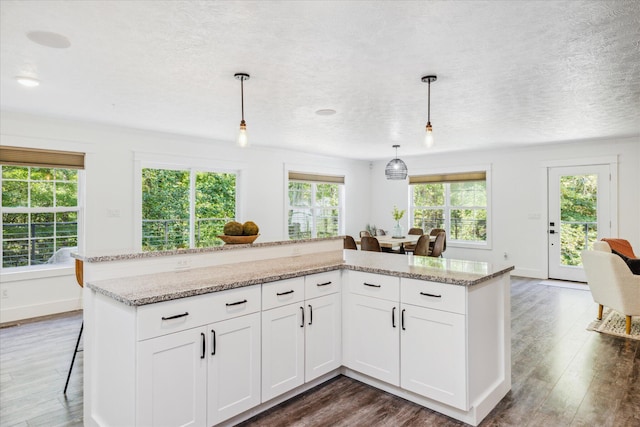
xmin=262 ymin=277 xmax=305 ymax=310
xmin=137 ymin=285 xmax=261 ymax=341
xmin=305 ymin=270 xmax=341 ymax=299
xmin=347 ymin=270 xmax=399 ymax=301
xmin=400 ymin=278 xmax=466 ymax=314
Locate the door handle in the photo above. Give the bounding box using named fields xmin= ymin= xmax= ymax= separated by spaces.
xmin=277 ymin=290 xmax=294 ymax=296
xmin=308 ymin=304 xmax=313 ymax=325
xmin=401 ymin=309 xmax=406 ymax=330
xmin=200 ymin=333 xmax=205 ymax=359
xmin=162 ymin=312 xmax=189 ymax=320
xmin=392 ymin=306 xmax=396 ymax=328
xmin=211 ymin=329 xmax=216 ymax=356
xmin=300 ymin=306 xmax=305 ymax=328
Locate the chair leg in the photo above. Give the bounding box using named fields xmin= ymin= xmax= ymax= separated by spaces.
xmin=64 ymin=321 xmax=83 ymax=394
xmin=598 ymin=304 xmax=603 ymax=320
xmin=626 ymin=316 xmax=632 ymax=335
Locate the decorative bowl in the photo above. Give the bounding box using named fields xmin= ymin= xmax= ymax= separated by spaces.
xmin=218 ymin=234 xmax=260 ymax=244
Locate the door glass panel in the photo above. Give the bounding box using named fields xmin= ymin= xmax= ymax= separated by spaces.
xmin=559 ymin=174 xmax=598 ymax=266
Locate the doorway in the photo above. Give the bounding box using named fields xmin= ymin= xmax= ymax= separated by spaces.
xmin=548 ymin=165 xmax=611 ymax=282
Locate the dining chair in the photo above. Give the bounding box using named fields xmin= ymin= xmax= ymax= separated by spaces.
xmin=429 ymin=232 xmax=446 ymax=257
xmin=412 ymin=234 xmax=431 ymax=256
xmin=360 ymin=230 xmax=371 ymax=237
xmin=404 ymin=228 xmax=424 ymax=253
xmin=429 ymin=228 xmax=446 ymax=252
xmin=344 ymin=235 xmax=358 ymax=250
xmin=360 ymin=236 xmax=381 ymax=252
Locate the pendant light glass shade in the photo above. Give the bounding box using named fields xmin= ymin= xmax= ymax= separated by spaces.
xmin=385 ymin=145 xmax=408 ymax=180
xmin=238 ymin=120 xmax=248 ymax=147
xmin=425 ymin=122 xmax=434 ymax=148
xmin=235 ymin=73 xmax=250 ymax=147
xmin=421 ymin=75 xmax=437 ymax=148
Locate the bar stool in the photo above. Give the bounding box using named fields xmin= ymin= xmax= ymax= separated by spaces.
xmin=64 ymin=259 xmax=83 ymax=394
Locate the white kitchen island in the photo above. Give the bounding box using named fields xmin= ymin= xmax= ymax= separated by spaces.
xmin=78 ymin=238 xmax=513 ymax=427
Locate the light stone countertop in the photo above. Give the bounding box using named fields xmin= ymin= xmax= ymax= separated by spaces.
xmin=343 ymin=250 xmax=514 ymax=286
xmin=73 ymin=236 xmax=343 ymax=263
xmin=86 ymin=249 xmax=514 ymax=307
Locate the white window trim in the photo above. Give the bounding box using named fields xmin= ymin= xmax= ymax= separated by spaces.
xmin=408 ymin=164 xmax=492 ymax=250
xmin=134 ymin=151 xmax=247 ymax=251
xmin=283 ymin=163 xmax=347 ymax=240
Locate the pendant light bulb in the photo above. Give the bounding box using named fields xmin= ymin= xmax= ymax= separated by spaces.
xmin=425 ymin=122 xmax=434 ymax=148
xmin=234 ymin=73 xmax=250 ymax=148
xmin=238 ymin=120 xmax=248 ymax=147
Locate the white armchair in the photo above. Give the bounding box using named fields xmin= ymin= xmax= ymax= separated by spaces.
xmin=581 ymin=241 xmax=640 ymax=334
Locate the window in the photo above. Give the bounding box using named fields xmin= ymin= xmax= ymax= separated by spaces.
xmin=141 ymin=167 xmax=237 ymax=251
xmin=287 ymin=172 xmax=344 ymax=240
xmin=1 ymin=146 xmax=84 ymax=269
xmin=410 ymin=170 xmax=489 ymax=245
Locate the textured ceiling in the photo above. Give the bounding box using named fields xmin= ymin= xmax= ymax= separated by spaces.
xmin=1 ymin=1 xmax=639 ymax=160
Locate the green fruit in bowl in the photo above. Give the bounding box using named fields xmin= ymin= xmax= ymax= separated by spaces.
xmin=223 ymin=221 xmax=244 ymax=236
xmin=243 ymin=221 xmax=259 ymax=236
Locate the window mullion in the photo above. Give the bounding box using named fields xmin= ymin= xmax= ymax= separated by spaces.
xmin=189 ymin=169 xmax=196 ymax=248
xmin=311 ymin=184 xmax=317 ymax=238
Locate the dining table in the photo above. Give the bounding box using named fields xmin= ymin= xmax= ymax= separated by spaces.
xmin=355 ymin=234 xmax=435 ymax=252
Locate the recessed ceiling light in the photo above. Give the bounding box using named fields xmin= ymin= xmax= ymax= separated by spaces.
xmin=315 ymin=109 xmax=336 ymax=116
xmin=15 ymin=76 xmax=40 ymax=87
xmin=26 ymin=31 xmax=71 ymax=49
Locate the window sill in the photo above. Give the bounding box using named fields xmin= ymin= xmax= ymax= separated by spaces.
xmin=449 ymin=241 xmax=492 ymax=250
xmin=0 ymin=264 xmax=74 ymax=283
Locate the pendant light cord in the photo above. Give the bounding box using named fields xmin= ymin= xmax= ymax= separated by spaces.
xmin=427 ymin=80 xmax=431 ymax=123
xmin=241 ymin=78 xmax=245 ymax=122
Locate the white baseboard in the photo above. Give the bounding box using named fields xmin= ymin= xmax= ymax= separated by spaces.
xmin=511 ymin=267 xmax=545 ymax=279
xmin=0 ymin=298 xmax=82 ymax=324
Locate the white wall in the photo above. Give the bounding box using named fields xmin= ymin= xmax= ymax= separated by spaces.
xmin=370 ymin=137 xmax=640 ymax=278
xmin=0 ymin=112 xmax=371 ymax=323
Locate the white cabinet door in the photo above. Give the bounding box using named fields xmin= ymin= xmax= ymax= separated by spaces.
xmin=261 ymin=303 xmax=305 ymax=402
xmin=305 ymin=293 xmax=341 ymax=382
xmin=137 ymin=327 xmax=207 ymax=427
xmin=207 ymin=313 xmax=261 ymax=426
xmin=401 ymin=304 xmax=467 ymax=410
xmin=343 ymin=293 xmax=399 ymax=386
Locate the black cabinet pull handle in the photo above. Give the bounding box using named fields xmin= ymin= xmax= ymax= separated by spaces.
xmin=277 ymin=290 xmax=294 ymax=296
xmin=316 ymin=281 xmax=332 ymax=287
xmin=401 ymin=309 xmax=406 ymax=330
xmin=308 ymin=304 xmax=313 ymax=325
xmin=211 ymin=330 xmax=216 ymax=356
xmin=300 ymin=306 xmax=305 ymax=328
xmin=363 ymin=282 xmax=381 ymax=288
xmin=162 ymin=312 xmax=189 ymax=320
xmin=392 ymin=306 xmax=396 ymax=328
xmin=226 ymin=299 xmax=247 ymax=307
xmin=200 ymin=333 xmax=205 ymax=359
xmin=420 ymin=292 xmax=442 ymax=298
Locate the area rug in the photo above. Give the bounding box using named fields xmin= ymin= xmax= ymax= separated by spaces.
xmin=587 ymin=308 xmax=640 ymax=341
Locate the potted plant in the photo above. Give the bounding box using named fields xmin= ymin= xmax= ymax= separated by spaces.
xmin=392 ymin=205 xmax=405 ymax=238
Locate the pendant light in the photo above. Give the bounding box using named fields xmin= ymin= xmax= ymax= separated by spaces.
xmin=421 ymin=75 xmax=437 ymax=148
xmin=234 ymin=73 xmax=250 ymax=147
xmin=385 ymin=145 xmax=408 ymax=180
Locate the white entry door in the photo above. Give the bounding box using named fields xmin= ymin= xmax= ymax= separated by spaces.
xmin=548 ymin=165 xmax=611 ymax=282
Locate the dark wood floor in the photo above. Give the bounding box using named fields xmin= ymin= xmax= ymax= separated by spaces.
xmin=1 ymin=277 xmax=638 ymax=426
